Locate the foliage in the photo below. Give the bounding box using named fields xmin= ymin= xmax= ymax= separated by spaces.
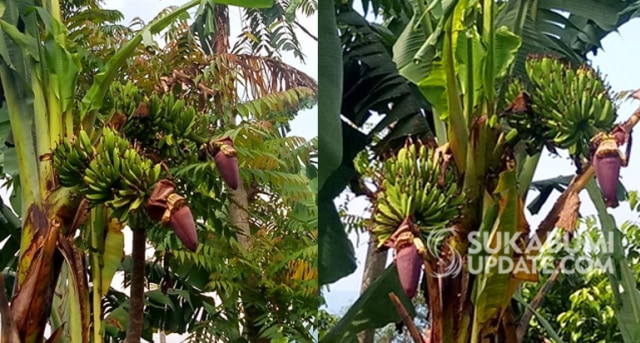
xmin=0 ymin=0 xmax=318 ymax=342
xmin=322 ymin=0 xmax=640 ymax=342
xmin=521 ymin=217 xmax=640 ymax=342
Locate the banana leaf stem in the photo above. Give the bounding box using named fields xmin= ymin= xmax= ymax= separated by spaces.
xmin=586 ymin=180 xmax=640 ymax=327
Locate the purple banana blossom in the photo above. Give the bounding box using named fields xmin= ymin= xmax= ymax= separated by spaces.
xmin=593 ymin=137 xmax=622 ymax=208
xmin=213 ymin=137 xmax=240 ymax=190
xmin=385 ymin=216 xmax=423 ymax=299
xmin=169 ymin=205 xmax=198 ymax=251
xmin=396 ymin=243 xmax=423 ymax=299
xmin=147 ymin=179 xmax=198 ymax=251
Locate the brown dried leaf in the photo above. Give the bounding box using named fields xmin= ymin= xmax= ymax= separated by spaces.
xmin=556 ymin=190 xmax=580 ymax=234
xmin=146 ymin=179 xmax=176 ymax=222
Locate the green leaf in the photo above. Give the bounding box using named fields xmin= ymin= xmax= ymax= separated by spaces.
xmin=393 ymin=0 xmax=432 ymax=84
xmin=454 ymin=27 xmax=485 ymax=112
xmin=527 ymin=175 xmax=572 ymax=215
xmin=0 ymin=196 xmax=20 ymax=270
xmin=146 ymin=290 xmax=176 ymax=309
xmin=514 ymin=293 xmax=566 ymax=343
xmin=472 ymin=168 xmax=520 ymax=326
xmin=318 ymin=197 xmax=355 ymax=286
xmin=538 ymin=0 xmax=621 ymax=30
xmin=318 ymin=0 xmax=342 ymax=192
xmin=214 ymin=0 xmax=274 ymax=8
xmin=0 ymin=19 xmax=39 ymax=62
xmin=418 ymin=61 xmax=448 ymax=120
xmin=103 ymin=306 xmax=129 ymax=336
xmin=43 ymin=37 xmax=81 ymax=112
xmin=586 ymin=179 xmax=640 ymax=343
xmin=320 ymin=265 xmax=416 ymax=342
xmin=493 ymin=26 xmax=521 ymax=79
xmin=101 ymin=220 xmax=124 ymax=295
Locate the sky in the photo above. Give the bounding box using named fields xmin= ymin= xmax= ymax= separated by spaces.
xmin=323 ymin=18 xmax=640 ymax=315
xmin=99 ymin=1 xmax=318 ymax=341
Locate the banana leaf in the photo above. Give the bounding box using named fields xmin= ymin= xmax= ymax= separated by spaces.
xmin=321 ymin=264 xmax=416 ymax=342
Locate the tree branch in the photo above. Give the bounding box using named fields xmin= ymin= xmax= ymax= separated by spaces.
xmin=294 ymin=21 xmax=317 ymax=41
xmin=388 ymin=292 xmax=424 ymax=343
xmin=516 ymin=262 xmax=562 ymax=341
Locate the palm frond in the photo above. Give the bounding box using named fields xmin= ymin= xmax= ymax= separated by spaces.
xmin=233 ymin=0 xmax=306 ymax=61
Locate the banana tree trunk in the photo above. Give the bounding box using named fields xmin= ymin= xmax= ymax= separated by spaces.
xmin=10 ymin=190 xmax=81 ymax=342
xmin=126 ymin=227 xmax=147 ymax=343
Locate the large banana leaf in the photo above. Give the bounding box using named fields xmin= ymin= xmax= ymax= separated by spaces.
xmin=337 ymin=5 xmax=432 ymax=149
xmin=319 ymin=3 xmax=434 ymax=286
xmin=497 ymin=0 xmax=640 ymax=79
xmin=318 ymin=0 xmax=343 ymax=192
xmin=527 ymin=175 xmax=626 ymax=215
xmin=586 ymin=180 xmax=640 ymax=343
xmin=320 ymin=264 xmax=415 ymax=342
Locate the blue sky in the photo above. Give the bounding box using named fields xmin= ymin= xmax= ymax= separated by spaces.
xmin=324 ymin=18 xmax=640 ymax=315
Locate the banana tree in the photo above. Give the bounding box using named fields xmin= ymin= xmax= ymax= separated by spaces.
xmin=0 ymin=0 xmax=276 ymax=342
xmin=321 ymin=0 xmax=640 ymax=341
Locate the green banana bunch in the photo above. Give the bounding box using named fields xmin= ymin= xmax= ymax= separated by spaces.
xmin=110 ymin=82 xmax=201 ymax=151
xmin=501 ymin=79 xmax=546 ymax=153
xmin=109 ymin=81 xmax=142 ymax=119
xmin=107 ymin=148 xmax=162 ymax=222
xmin=81 ymin=128 xmax=162 ymax=221
xmin=53 ymin=130 xmax=95 ymax=187
xmin=372 ymin=139 xmax=464 ymax=247
xmin=523 ymin=55 xmax=616 ymax=161
xmin=83 ymin=128 xmax=130 ymax=203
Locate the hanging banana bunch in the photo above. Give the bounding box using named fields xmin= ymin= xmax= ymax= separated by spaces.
xmin=52 ymin=128 xmax=198 ymax=251
xmin=371 ymin=139 xmax=463 ymax=298
xmin=590 ymin=126 xmax=632 ymax=208
xmin=52 ymin=130 xmax=95 ymax=188
xmin=505 ymin=56 xmax=616 ymax=165
xmin=107 ymin=82 xmax=238 ymax=189
xmin=52 ymin=81 xmax=244 ymax=251
xmin=372 ymin=139 xmax=463 ymax=245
